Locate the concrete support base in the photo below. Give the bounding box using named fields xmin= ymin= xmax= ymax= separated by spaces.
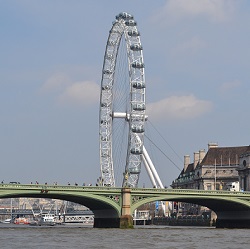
xmin=216 ymin=211 xmax=250 ymax=228
xmin=94 ymin=218 xmax=120 ymax=228
xmin=93 ymin=216 xmax=134 ymax=228
xmin=216 ymin=219 xmax=250 ymax=228
xmin=120 ymin=215 xmax=134 ymax=229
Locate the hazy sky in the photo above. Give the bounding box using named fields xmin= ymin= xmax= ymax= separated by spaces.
xmin=1 ymin=0 xmax=250 ymax=187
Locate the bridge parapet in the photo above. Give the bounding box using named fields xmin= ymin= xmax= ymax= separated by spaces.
xmin=131 ymin=188 xmax=250 ymax=197
xmin=0 ymin=183 xmax=122 ymax=192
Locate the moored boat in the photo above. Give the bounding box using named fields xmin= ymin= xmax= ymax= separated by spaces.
xmin=14 ymin=217 xmax=30 ymax=225
xmin=29 ymin=213 xmax=57 ymax=226
xmin=2 ymin=218 xmax=12 ymax=224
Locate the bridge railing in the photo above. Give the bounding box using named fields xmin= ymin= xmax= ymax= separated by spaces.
xmin=131 ymin=187 xmax=250 ymax=196
xmin=1 ymin=184 xmax=250 ymax=197
xmin=0 ymin=183 xmax=122 ymax=192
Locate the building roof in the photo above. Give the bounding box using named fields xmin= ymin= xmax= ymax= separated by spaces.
xmin=185 ymin=163 xmax=194 ymax=173
xmin=200 ymin=146 xmax=250 ymax=166
xmin=177 ymin=163 xmax=194 ymax=179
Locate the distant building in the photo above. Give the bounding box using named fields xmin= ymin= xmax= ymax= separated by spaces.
xmin=195 ymin=144 xmax=249 ymax=191
xmin=171 ymin=143 xmax=250 ymax=191
xmin=237 ymin=147 xmax=250 ymax=191
xmin=171 ymin=143 xmax=250 ymax=215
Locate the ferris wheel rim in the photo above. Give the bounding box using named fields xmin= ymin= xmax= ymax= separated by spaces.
xmin=99 ymin=12 xmax=146 ymax=187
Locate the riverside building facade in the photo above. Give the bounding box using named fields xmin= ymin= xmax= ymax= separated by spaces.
xmin=171 ymin=143 xmax=250 ymax=215
xmin=237 ymin=148 xmax=250 ymax=191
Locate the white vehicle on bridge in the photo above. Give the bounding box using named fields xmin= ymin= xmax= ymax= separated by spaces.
xmin=226 ymin=181 xmax=240 ymax=191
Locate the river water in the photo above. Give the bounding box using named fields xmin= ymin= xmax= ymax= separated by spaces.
xmin=0 ymin=223 xmax=249 ymax=249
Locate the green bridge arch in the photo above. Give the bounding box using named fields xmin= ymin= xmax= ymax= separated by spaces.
xmin=130 ymin=191 xmax=250 ymax=213
xmin=0 ymin=184 xmax=122 ymax=226
xmin=130 ymin=188 xmax=250 ymax=228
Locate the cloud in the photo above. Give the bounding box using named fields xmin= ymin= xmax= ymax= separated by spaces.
xmin=41 ymin=73 xmax=71 ymax=93
xmin=154 ymin=0 xmax=236 ymax=23
xmin=147 ymin=95 xmax=212 ymax=121
xmin=219 ymin=80 xmax=241 ymax=93
xmin=57 ymin=81 xmax=100 ymax=107
xmin=40 ymin=70 xmax=100 ymax=108
xmin=172 ymin=36 xmax=206 ymax=56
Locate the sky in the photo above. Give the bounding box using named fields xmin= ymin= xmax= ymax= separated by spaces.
xmin=1 ymin=0 xmax=250 ymax=187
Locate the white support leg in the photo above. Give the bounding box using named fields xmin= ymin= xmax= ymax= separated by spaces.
xmin=141 ymin=154 xmax=157 ymax=187
xmin=142 ymin=146 xmax=164 ymax=189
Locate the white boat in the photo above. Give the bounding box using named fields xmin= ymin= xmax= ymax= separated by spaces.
xmin=42 ymin=213 xmax=56 ymax=222
xmin=2 ymin=218 xmax=12 ymax=224
xmin=30 ymin=213 xmax=57 ymax=226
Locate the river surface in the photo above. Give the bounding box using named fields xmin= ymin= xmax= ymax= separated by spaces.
xmin=0 ymin=223 xmax=249 ymax=249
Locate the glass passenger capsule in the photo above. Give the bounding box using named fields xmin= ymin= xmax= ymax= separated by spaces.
xmin=130 ymin=44 xmax=143 ymax=51
xmin=116 ymin=12 xmax=134 ymax=20
xmin=132 ymin=103 xmax=146 ymax=111
xmin=125 ymin=20 xmax=137 ymax=26
xmin=102 ymin=85 xmax=112 ymax=90
xmin=130 ymin=114 xmax=146 ymax=121
xmin=131 ymin=147 xmax=143 ymax=155
xmin=100 ymin=119 xmax=109 ymax=125
xmin=105 ymin=54 xmax=113 ymax=60
xmin=132 ymin=62 xmax=145 ymax=69
xmin=103 ymin=69 xmax=112 ymax=74
xmin=101 ymin=102 xmax=110 ymax=107
xmin=131 ymin=125 xmax=145 ymax=133
xmin=128 ymin=30 xmax=140 ymax=36
xmin=132 ymin=81 xmax=145 ymax=89
xmin=128 ymin=167 xmax=140 ymax=174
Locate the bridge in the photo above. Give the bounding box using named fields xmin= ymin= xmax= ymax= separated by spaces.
xmin=1 ymin=183 xmax=250 ymax=228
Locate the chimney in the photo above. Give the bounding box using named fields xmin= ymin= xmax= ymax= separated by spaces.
xmin=184 ymin=155 xmax=190 ymax=172
xmin=208 ymin=142 xmax=218 ymax=150
xmin=199 ymin=149 xmax=206 ymax=163
xmin=194 ymin=152 xmax=199 ymax=169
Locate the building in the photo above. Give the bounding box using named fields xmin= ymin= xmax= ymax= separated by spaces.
xmin=171 ymin=143 xmax=250 ymax=215
xmin=237 ymin=147 xmax=250 ymax=191
xmin=195 ymin=143 xmax=250 ymax=191
xmin=172 ymin=143 xmax=250 ymax=191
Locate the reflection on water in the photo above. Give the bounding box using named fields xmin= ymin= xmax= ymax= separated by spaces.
xmin=0 ymin=223 xmax=249 ymax=249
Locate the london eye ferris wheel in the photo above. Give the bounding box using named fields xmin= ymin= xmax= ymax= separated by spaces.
xmin=99 ymin=12 xmax=163 ymax=189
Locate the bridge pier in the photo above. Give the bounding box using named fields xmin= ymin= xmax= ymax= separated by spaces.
xmin=93 ymin=216 xmax=133 ymax=228
xmin=93 ymin=208 xmax=121 ymax=228
xmin=216 ymin=219 xmax=250 ymax=228
xmin=216 ymin=210 xmax=250 ymax=228
xmin=93 ymin=187 xmax=133 ymax=228
xmin=94 ymin=218 xmax=120 ymax=228
xmin=120 ymin=187 xmax=133 ymax=228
